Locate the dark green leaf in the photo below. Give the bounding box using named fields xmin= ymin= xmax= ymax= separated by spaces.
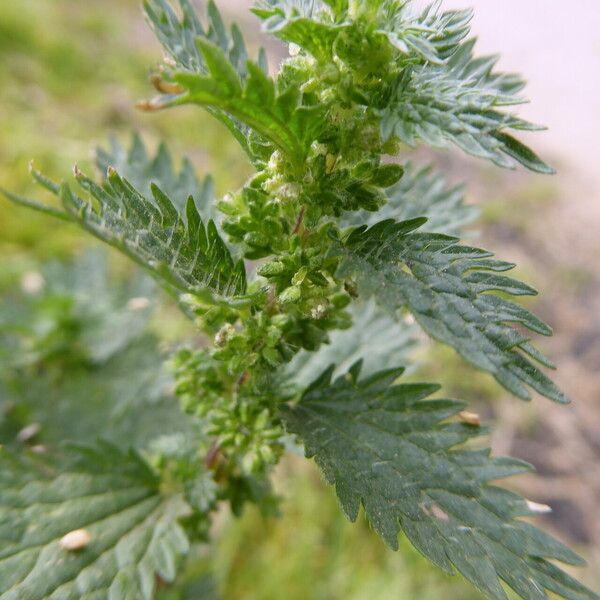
xmin=337 ymin=219 xmax=567 ymax=402
xmin=283 ymin=365 xmax=597 ymax=600
xmin=8 ymin=164 xmax=247 ymax=301
xmin=146 ymin=39 xmax=325 ymax=163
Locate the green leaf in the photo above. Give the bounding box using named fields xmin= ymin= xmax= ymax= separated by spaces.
xmin=143 ymin=0 xmax=323 ymax=162
xmin=6 ymin=165 xmax=247 ymax=301
xmin=96 ymin=134 xmax=218 ymax=219
xmin=144 ymin=0 xmax=249 ymax=78
xmin=143 ymin=0 xmax=264 ymax=158
xmin=253 ymin=1 xmax=471 ymax=65
xmin=146 ymin=39 xmax=325 ymax=164
xmin=0 ymin=251 xmax=156 ymax=369
xmin=0 ymin=443 xmax=191 ymax=600
xmin=342 ymin=162 xmax=478 ymax=236
xmin=253 ymin=0 xmax=350 ymax=62
xmin=337 ymin=219 xmax=567 ymax=402
xmin=375 ymin=2 xmax=473 ymax=65
xmin=283 ymin=365 xmax=597 ymax=600
xmin=3 ymin=333 xmax=192 ymax=451
xmin=380 ymin=40 xmax=554 ymax=173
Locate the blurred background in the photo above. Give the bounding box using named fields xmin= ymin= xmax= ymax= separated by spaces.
xmin=0 ymin=0 xmax=598 ymax=597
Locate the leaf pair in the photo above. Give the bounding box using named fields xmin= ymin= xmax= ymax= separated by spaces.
xmin=254 ymin=0 xmax=553 ymax=174
xmin=255 ymin=0 xmax=472 ymax=65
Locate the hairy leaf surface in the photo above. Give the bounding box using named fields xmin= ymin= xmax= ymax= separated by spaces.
xmin=144 ymin=0 xmax=325 ymax=163
xmin=144 ymin=0 xmax=250 ymax=77
xmin=0 ymin=444 xmax=190 ymax=600
xmin=146 ymin=38 xmax=325 ymax=163
xmin=96 ymin=134 xmax=217 ymax=218
xmin=254 ymin=0 xmax=471 ymax=64
xmin=253 ymin=0 xmax=350 ymax=62
xmin=337 ymin=218 xmax=566 ymax=402
xmin=380 ymin=40 xmax=553 ymax=173
xmin=143 ymin=0 xmax=265 ymax=156
xmin=283 ymin=365 xmax=597 ymax=600
xmin=4 ymin=166 xmax=247 ymax=300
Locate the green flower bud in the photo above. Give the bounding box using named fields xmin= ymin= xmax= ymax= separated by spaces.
xmin=278 ymin=285 xmax=302 ymax=304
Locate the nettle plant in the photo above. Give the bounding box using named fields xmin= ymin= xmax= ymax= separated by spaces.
xmin=1 ymin=1 xmax=597 ymax=599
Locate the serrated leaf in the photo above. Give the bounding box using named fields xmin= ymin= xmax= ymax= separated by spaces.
xmin=283 ymin=365 xmax=598 ymax=600
xmin=380 ymin=40 xmax=554 ymax=173
xmin=254 ymin=1 xmax=471 ymax=66
xmin=144 ymin=0 xmax=249 ymax=77
xmin=143 ymin=0 xmax=326 ymax=162
xmin=253 ymin=0 xmax=350 ymax=61
xmin=7 ymin=164 xmax=247 ymax=301
xmin=96 ymin=134 xmax=217 ymax=219
xmin=143 ymin=0 xmax=262 ymax=158
xmin=337 ymin=219 xmax=567 ymax=402
xmin=342 ymin=162 xmax=478 ymax=236
xmin=377 ymin=3 xmax=473 ymax=64
xmin=0 ymin=444 xmax=191 ymax=600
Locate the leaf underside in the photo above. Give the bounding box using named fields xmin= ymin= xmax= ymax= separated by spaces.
xmin=283 ymin=365 xmax=597 ymax=600
xmin=381 ymin=40 xmax=554 ymax=174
